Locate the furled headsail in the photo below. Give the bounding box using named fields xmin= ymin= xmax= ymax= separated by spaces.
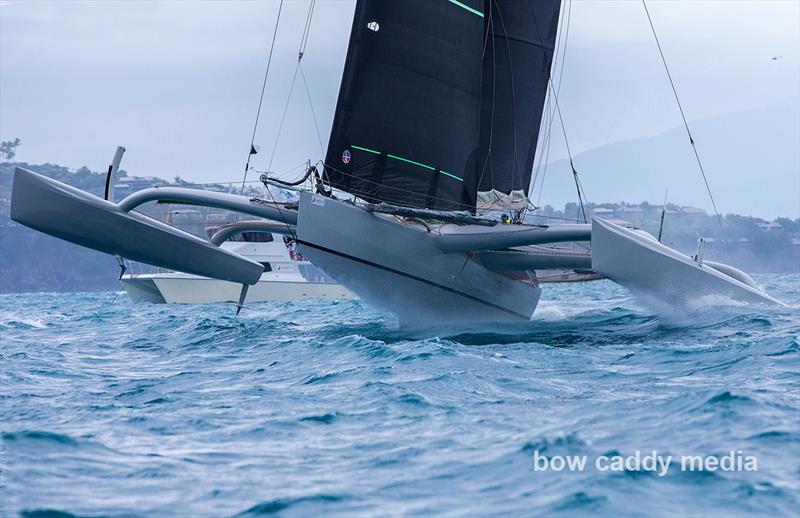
xmin=476 ymin=0 xmax=561 ymax=210
xmin=324 ymin=0 xmax=562 ymax=212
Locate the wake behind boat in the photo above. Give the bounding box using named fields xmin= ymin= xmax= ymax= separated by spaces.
xmin=8 ymin=0 xmax=786 ymax=323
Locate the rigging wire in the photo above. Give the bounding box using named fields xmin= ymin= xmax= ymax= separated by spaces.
xmin=241 ymin=0 xmax=284 ymax=194
xmin=299 ymin=62 xmax=325 ymax=158
xmin=529 ymin=0 xmax=571 ymax=202
xmin=528 ymin=0 xmax=579 ymax=218
xmin=546 ymin=76 xmax=587 ymax=223
xmin=534 ymin=101 xmax=555 ymax=207
xmin=531 ymin=98 xmax=551 ymax=205
xmin=266 ymin=0 xmax=317 ymax=174
xmin=172 ymin=162 xmax=308 ymax=189
xmin=540 ymin=3 xmax=573 ymax=210
xmin=527 ymin=0 xmax=586 ymax=223
xmin=641 ymin=0 xmax=733 ymax=258
xmin=261 ymin=0 xmax=318 ymax=242
xmin=299 ymin=0 xmax=316 ymax=53
xmin=267 ymin=62 xmax=302 ymax=173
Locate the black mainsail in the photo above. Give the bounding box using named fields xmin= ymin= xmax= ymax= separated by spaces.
xmin=324 ymin=0 xmax=484 ymax=211
xmin=324 ymin=0 xmax=561 ymax=212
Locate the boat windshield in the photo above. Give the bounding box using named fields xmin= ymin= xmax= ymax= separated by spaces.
xmin=230 ymin=232 xmax=274 ymax=243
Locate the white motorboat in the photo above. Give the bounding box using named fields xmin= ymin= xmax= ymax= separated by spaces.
xmin=122 ymin=222 xmax=353 ymax=304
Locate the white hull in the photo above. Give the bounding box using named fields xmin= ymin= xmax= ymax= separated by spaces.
xmin=122 ymin=274 xmax=353 ymax=304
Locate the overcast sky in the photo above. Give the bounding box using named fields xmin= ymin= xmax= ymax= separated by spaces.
xmin=1 ymin=0 xmax=798 ymax=217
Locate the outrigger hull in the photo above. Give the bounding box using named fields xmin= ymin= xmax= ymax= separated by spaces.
xmin=591 ymin=218 xmax=785 ymax=307
xmin=295 ymin=193 xmax=541 ymax=326
xmin=10 ymin=167 xmax=265 ymax=285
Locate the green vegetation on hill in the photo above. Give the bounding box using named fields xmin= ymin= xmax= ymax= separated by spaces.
xmin=1 ymin=163 xmax=126 ymax=292
xmin=0 ymin=162 xmax=264 ymax=293
xmin=532 ymin=201 xmax=799 ymax=272
xmin=1 ymin=162 xmax=797 ymax=293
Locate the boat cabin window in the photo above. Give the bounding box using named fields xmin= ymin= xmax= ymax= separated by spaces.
xmin=231 ymin=231 xmax=274 ymax=243
xmin=260 ymin=262 xmax=272 ymax=272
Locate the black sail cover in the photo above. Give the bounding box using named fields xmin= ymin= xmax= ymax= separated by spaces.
xmin=324 ymin=0 xmax=561 ymax=211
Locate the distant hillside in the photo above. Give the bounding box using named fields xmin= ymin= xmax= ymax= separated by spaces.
xmin=529 ymin=202 xmax=800 ymax=274
xmin=1 ymin=162 xmax=797 ymax=294
xmin=538 ymin=98 xmax=800 ymax=220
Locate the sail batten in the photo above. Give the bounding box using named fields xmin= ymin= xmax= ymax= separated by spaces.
xmin=448 ymin=0 xmax=485 ymax=18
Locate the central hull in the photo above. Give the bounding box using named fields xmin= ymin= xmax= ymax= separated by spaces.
xmin=296 ymin=193 xmax=541 ymax=327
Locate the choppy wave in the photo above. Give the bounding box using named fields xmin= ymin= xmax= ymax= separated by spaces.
xmin=1 ymin=274 xmax=798 ymax=516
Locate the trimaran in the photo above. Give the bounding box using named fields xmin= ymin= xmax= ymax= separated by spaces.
xmin=10 ymin=0 xmax=784 ymax=324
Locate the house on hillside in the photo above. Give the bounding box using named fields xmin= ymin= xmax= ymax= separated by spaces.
xmin=758 ymin=221 xmax=783 ymax=231
xmin=605 ymin=218 xmax=632 ymax=226
xmin=114 ymin=176 xmax=168 ymax=197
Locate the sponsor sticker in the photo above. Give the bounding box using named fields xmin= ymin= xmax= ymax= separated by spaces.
xmin=311 ymin=194 xmax=326 ymax=207
xmin=342 ymin=149 xmax=351 ymax=164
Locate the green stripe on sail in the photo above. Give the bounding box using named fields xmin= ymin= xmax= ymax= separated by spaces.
xmin=448 ymin=0 xmax=484 ymax=18
xmin=351 ymin=144 xmax=381 ymax=155
xmin=387 ymin=154 xmax=436 ymax=171
xmin=439 ymin=170 xmax=463 ymax=182
xmin=354 ymin=145 xmax=463 ymax=182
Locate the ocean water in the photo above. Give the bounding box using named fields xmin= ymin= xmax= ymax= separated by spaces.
xmin=1 ymin=275 xmax=798 ymax=517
